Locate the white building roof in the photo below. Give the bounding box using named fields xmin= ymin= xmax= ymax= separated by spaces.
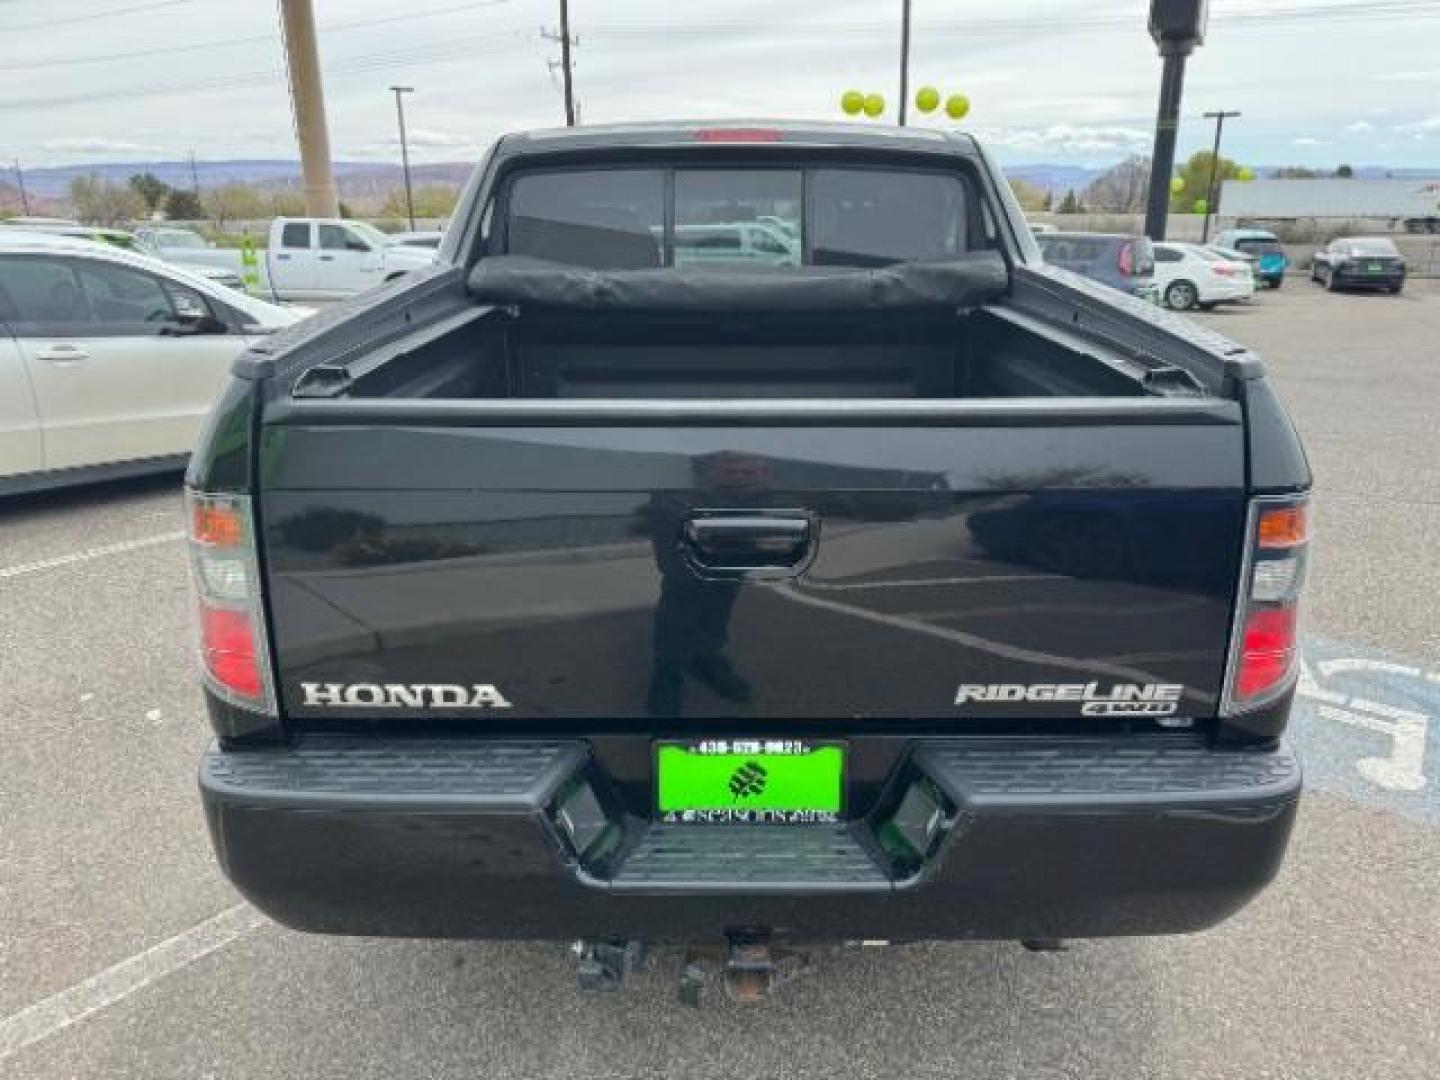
xmin=1220 ymin=178 xmax=1440 ymax=219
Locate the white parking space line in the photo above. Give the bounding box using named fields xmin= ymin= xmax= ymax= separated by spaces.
xmin=0 ymin=905 xmax=267 ymax=1061
xmin=0 ymin=531 xmax=184 ymax=581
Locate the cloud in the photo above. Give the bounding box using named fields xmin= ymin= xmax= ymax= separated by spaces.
xmin=1290 ymin=137 xmax=1329 ymax=147
xmin=41 ymin=136 xmax=162 ymax=155
xmin=398 ymin=128 xmax=472 ymax=148
xmin=1372 ymin=69 xmax=1440 ymax=83
xmin=970 ymin=124 xmax=1150 ymax=156
xmin=1345 ymin=121 xmax=1374 ymax=132
xmin=1395 ymin=115 xmax=1440 ymax=133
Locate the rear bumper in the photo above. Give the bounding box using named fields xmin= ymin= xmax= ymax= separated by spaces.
xmin=1333 ymin=271 xmax=1405 ymax=289
xmin=1204 ymin=281 xmax=1255 ymax=302
xmin=200 ymin=735 xmax=1300 ymax=941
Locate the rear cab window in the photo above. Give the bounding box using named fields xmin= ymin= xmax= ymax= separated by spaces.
xmin=501 ymin=162 xmax=982 ymax=270
xmin=280 ymin=222 xmax=313 ymax=250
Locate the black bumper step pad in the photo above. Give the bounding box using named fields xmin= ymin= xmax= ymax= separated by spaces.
xmin=201 ymin=739 xmax=585 ymax=811
xmin=915 ymin=738 xmax=1301 ymax=808
xmin=605 ymin=824 xmax=891 ymax=894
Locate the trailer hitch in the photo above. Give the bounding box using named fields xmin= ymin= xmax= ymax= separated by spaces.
xmin=572 ymin=938 xmax=648 ymax=992
xmin=678 ymin=932 xmax=811 ymax=1007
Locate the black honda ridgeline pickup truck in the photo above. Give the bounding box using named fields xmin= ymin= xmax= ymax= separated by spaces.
xmin=190 ymin=122 xmax=1309 ymax=997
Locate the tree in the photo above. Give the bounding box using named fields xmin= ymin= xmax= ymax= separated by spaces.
xmin=1006 ymin=177 xmax=1048 ymax=213
xmin=380 ymin=183 xmax=460 ymax=220
xmin=1083 ymin=154 xmax=1151 ymax=213
xmin=1058 ymin=188 xmax=1082 ymax=214
xmin=164 ymin=188 xmax=204 ymax=220
xmin=1336 ymin=163 xmax=1354 ymax=178
xmin=1170 ymin=150 xmax=1239 ymax=212
xmin=203 ymin=183 xmax=267 ymax=230
xmin=69 ymin=174 xmax=145 ymax=226
xmin=268 ymin=189 xmax=307 ymax=217
xmin=1042 ymin=189 xmax=1053 ymax=212
xmin=128 ymin=172 xmax=171 ymax=212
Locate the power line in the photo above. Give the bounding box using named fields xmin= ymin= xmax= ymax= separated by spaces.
xmin=0 ymin=0 xmax=517 ymax=73
xmin=581 ymin=2 xmax=1440 ymax=38
xmin=0 ymin=0 xmax=195 ymax=34
xmin=0 ymin=30 xmax=529 ymax=112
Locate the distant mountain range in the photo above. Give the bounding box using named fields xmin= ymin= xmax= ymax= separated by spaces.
xmin=9 ymin=158 xmax=1440 ymax=201
xmin=9 ymin=159 xmax=475 ymax=199
xmin=1003 ymin=163 xmax=1440 ymax=195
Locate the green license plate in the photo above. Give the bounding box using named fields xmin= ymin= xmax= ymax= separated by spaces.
xmin=1368 ymin=263 xmax=1383 ymax=273
xmin=656 ymin=740 xmax=843 ymax=824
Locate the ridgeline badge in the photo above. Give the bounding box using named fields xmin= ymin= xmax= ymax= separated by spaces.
xmin=955 ymin=682 xmax=1184 ymax=717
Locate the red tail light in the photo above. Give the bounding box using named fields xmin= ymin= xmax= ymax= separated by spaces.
xmin=1213 ymin=263 xmax=1236 ymax=277
xmin=1117 ymin=242 xmax=1134 ymax=276
xmin=1236 ymin=607 xmax=1298 ymax=698
xmin=200 ymin=607 xmax=264 ymax=699
xmin=1224 ymin=496 xmax=1310 ymax=712
xmin=186 ymin=490 xmax=275 ymax=713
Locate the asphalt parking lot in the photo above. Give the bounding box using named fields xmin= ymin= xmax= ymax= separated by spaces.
xmin=2 ymin=279 xmax=1438 ymax=1078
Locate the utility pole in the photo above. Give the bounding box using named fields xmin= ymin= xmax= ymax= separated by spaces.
xmin=13 ymin=159 xmax=30 ymax=215
xmin=898 ymin=0 xmax=912 ymax=126
xmin=188 ymin=150 xmax=200 ymax=194
xmin=558 ymin=0 xmax=575 ymax=126
xmin=278 ymin=0 xmax=339 ymax=218
xmin=390 ymin=86 xmax=416 ymax=230
xmin=1142 ymin=1 xmax=1209 ymax=241
xmin=1201 ymin=109 xmax=1241 ymax=242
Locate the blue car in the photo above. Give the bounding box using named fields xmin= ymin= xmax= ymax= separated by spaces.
xmin=1214 ymin=228 xmax=1288 ymax=288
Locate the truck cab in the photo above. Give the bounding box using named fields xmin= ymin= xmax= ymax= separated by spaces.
xmin=265 ymin=217 xmax=435 ymax=300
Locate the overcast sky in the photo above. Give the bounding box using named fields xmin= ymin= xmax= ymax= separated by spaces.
xmin=2 ymin=0 xmax=1439 ymax=170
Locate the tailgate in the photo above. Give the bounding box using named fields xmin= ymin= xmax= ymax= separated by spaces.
xmin=258 ymin=400 xmax=1245 ymax=724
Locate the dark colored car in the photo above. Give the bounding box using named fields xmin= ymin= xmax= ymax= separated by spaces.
xmin=189 ymin=122 xmax=1308 ymax=999
xmin=1311 ymin=236 xmax=1406 ymax=294
xmin=1034 ymin=230 xmax=1156 ymax=298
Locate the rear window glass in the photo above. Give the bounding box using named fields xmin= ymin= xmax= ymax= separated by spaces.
xmin=504 ymin=165 xmax=975 ymax=270
xmin=281 ymin=222 xmax=311 ymax=249
xmin=1346 ymin=238 xmax=1400 ymax=256
xmin=508 ymin=169 xmax=664 ymax=269
xmin=1235 ymin=238 xmax=1282 ymax=256
xmin=811 ymin=169 xmax=968 ymax=266
xmin=674 ymin=171 xmax=801 ymax=268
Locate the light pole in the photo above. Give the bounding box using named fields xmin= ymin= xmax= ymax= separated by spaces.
xmin=13 ymin=159 xmax=30 ymax=215
xmin=389 ymin=85 xmax=416 ymax=230
xmin=559 ymin=0 xmax=575 ymax=126
xmin=1142 ymin=1 xmax=1210 ymax=241
xmin=1201 ymin=109 xmax=1241 ymax=242
xmin=898 ymin=0 xmax=912 ymax=126
xmin=279 ymin=0 xmax=339 ymax=218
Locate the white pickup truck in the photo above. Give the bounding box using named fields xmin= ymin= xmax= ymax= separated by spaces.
xmin=264 ymin=218 xmax=436 ymax=300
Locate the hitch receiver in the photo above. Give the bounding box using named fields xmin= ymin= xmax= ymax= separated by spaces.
xmin=678 ymin=932 xmax=811 ymax=1007
xmin=573 ymin=938 xmax=647 ymax=992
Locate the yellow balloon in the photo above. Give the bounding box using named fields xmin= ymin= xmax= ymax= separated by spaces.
xmin=945 ymin=94 xmax=970 ymax=120
xmin=1170 ymin=177 xmax=1184 ymax=194
xmin=841 ymin=90 xmax=865 ymax=116
xmin=915 ymin=86 xmax=940 ymax=113
xmin=863 ymin=93 xmax=885 ymax=118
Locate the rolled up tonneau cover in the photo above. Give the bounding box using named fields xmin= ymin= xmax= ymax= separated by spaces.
xmin=465 ymin=254 xmax=1009 ymax=313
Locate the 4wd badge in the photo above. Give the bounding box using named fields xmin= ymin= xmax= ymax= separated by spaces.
xmin=955 ymin=681 xmax=1184 ymax=717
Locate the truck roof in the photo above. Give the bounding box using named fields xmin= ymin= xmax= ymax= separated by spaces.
xmin=496 ymin=119 xmax=975 ymax=157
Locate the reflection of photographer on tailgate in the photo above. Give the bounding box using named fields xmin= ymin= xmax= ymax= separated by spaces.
xmin=643 ymin=452 xmax=771 ymax=718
